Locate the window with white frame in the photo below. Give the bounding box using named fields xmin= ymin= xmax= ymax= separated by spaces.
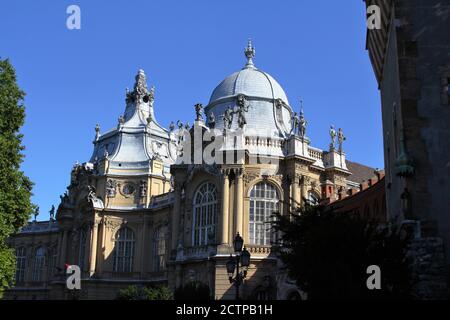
xmin=249 ymin=182 xmax=279 ymax=245
xmin=32 ymin=246 xmax=45 ymax=282
xmin=153 ymin=225 xmax=167 ymax=272
xmin=15 ymin=247 xmax=27 ymax=283
xmin=113 ymin=227 xmax=135 ymax=273
xmin=78 ymin=226 xmax=88 ymax=271
xmin=192 ymin=182 xmax=218 ymax=246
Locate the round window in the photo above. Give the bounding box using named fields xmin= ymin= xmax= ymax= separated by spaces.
xmin=122 ymin=183 xmax=135 ymax=195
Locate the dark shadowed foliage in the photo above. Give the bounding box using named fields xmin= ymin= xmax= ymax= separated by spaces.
xmin=117 ymin=285 xmax=173 ymax=300
xmin=174 ymin=281 xmax=211 ymax=300
xmin=272 ymin=202 xmax=412 ymax=300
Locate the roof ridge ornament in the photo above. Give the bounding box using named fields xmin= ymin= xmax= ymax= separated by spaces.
xmin=126 ymin=69 xmax=152 ymax=105
xmin=244 ymin=38 xmax=256 ymax=69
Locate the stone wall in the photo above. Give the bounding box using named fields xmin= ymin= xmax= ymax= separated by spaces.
xmin=407 ymin=237 xmax=448 ymax=300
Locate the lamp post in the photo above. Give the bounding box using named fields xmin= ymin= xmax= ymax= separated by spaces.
xmin=226 ymin=233 xmax=251 ymax=300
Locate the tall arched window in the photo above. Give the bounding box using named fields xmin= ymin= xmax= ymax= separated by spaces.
xmin=15 ymin=247 xmax=27 ymax=283
xmin=32 ymin=246 xmax=45 ymax=282
xmin=78 ymin=226 xmax=88 ymax=271
xmin=249 ymin=182 xmax=279 ymax=245
xmin=192 ymin=182 xmax=218 ymax=246
xmin=153 ymin=225 xmax=167 ymax=272
xmin=113 ymin=227 xmax=135 ymax=273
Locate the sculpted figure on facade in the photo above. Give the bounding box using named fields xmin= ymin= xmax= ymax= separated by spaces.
xmin=299 ymin=108 xmax=307 ymax=139
xmin=223 ymin=106 xmax=234 ymax=130
xmin=140 ymin=180 xmax=148 ymax=198
xmin=337 ymin=128 xmax=346 ymax=152
xmin=195 ymin=103 xmax=204 ymax=122
xmin=106 ymin=179 xmax=117 ymax=198
xmin=235 ymin=94 xmax=249 ymax=128
xmin=329 ymin=125 xmax=337 ymax=150
xmin=292 ymin=112 xmax=300 ymax=135
xmin=208 ymin=112 xmax=215 ymax=128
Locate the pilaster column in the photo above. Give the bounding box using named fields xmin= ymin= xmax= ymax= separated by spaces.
xmin=56 ymin=231 xmax=63 ymax=268
xmin=300 ymin=175 xmax=310 ymax=206
xmin=89 ymin=221 xmax=99 ymax=276
xmin=140 ymin=217 xmax=147 ymax=277
xmin=235 ymin=168 xmax=244 ymax=236
xmin=220 ymin=170 xmax=230 ymax=244
xmin=171 ymin=184 xmax=182 ymax=250
xmin=60 ymin=229 xmax=69 ymax=267
xmin=292 ymin=175 xmax=300 ymax=211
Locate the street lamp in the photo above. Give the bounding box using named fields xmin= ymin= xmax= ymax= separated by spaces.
xmin=227 ymin=233 xmax=251 ymax=300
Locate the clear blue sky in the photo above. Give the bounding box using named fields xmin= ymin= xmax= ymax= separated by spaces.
xmin=0 ymin=0 xmax=383 ymax=221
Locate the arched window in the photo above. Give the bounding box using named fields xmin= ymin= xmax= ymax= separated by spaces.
xmin=32 ymin=246 xmax=45 ymax=282
xmin=78 ymin=226 xmax=88 ymax=271
xmin=15 ymin=247 xmax=27 ymax=283
xmin=308 ymin=191 xmax=320 ymax=206
xmin=113 ymin=227 xmax=135 ymax=273
xmin=153 ymin=225 xmax=167 ymax=272
xmin=192 ymin=182 xmax=218 ymax=246
xmin=249 ymin=182 xmax=279 ymax=245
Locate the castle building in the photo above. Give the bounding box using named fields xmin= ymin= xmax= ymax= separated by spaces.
xmin=6 ymin=41 xmax=378 ymax=300
xmin=364 ymin=0 xmax=450 ymax=298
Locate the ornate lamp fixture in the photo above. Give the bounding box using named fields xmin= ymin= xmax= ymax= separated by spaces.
xmin=227 ymin=233 xmax=251 ymax=300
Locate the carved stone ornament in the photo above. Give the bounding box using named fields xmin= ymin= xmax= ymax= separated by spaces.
xmin=243 ymin=171 xmax=260 ymax=185
xmin=301 ymin=175 xmax=311 ymax=186
xmin=106 ymin=179 xmax=117 ymax=198
xmin=262 ymin=174 xmax=283 ymax=184
xmin=126 ymin=69 xmax=153 ymax=105
xmin=186 ymin=164 xmax=221 ymax=183
xmin=140 ymin=180 xmax=147 ymax=197
xmin=104 ymin=218 xmax=124 ymax=232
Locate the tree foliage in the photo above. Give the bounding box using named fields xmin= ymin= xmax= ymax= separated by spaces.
xmin=272 ymin=202 xmax=412 ymax=300
xmin=174 ymin=281 xmax=211 ymax=300
xmin=117 ymin=285 xmax=173 ymax=300
xmin=0 ymin=58 xmax=34 ymax=297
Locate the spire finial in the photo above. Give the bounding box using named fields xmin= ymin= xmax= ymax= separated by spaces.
xmin=244 ymin=38 xmax=256 ymax=68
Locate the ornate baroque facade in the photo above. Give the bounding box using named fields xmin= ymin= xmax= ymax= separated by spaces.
xmin=6 ymin=41 xmax=379 ymax=300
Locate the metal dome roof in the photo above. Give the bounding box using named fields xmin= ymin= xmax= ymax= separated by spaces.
xmin=208 ymin=40 xmax=289 ymax=106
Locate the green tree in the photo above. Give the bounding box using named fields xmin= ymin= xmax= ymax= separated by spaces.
xmin=174 ymin=281 xmax=211 ymax=300
xmin=272 ymin=202 xmax=411 ymax=300
xmin=0 ymin=59 xmax=34 ymax=297
xmin=117 ymin=285 xmax=173 ymax=300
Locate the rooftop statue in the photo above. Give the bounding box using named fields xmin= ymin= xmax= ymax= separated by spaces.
xmin=195 ymin=103 xmax=204 ymax=121
xmin=329 ymin=125 xmax=337 ymax=150
xmin=299 ymin=101 xmax=307 ymax=139
xmin=208 ymin=112 xmax=216 ymax=128
xmin=338 ymin=128 xmax=346 ymax=152
xmin=235 ymin=94 xmax=249 ymax=128
xmin=223 ymin=106 xmax=234 ymax=130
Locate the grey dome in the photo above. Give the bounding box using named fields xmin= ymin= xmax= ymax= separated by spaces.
xmin=205 ymin=40 xmax=293 ymax=137
xmin=209 ymin=67 xmax=289 ymax=106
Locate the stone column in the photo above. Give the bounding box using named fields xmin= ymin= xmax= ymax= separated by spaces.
xmin=171 ymin=184 xmax=182 ymax=250
xmin=140 ymin=217 xmax=147 ymax=277
xmin=292 ymin=175 xmax=300 ymax=211
xmin=235 ymin=168 xmax=244 ymax=237
xmin=89 ymin=221 xmax=99 ymax=276
xmin=220 ymin=170 xmax=230 ymax=244
xmin=301 ymin=175 xmax=309 ymax=206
